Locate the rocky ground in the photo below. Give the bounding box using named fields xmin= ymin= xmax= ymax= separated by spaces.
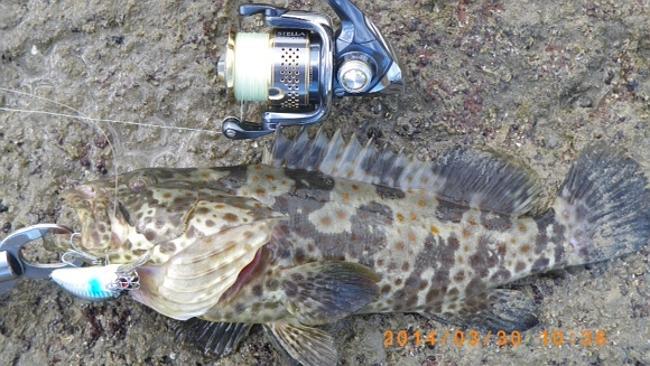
xmin=0 ymin=0 xmax=648 ymax=365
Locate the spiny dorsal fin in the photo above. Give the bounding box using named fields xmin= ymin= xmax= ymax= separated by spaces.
xmin=271 ymin=128 xmax=544 ymax=216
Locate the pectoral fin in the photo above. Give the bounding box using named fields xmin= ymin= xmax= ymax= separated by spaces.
xmin=132 ymin=218 xmax=279 ymax=320
xmin=265 ymin=321 xmax=337 ymax=366
xmin=176 ymin=318 xmax=252 ymax=358
xmin=280 ymin=261 xmax=380 ymax=325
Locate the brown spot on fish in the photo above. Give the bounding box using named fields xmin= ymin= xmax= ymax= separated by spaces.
xmin=144 ymin=230 xmax=156 ymax=241
xmin=407 ymin=231 xmax=417 ymax=243
xmin=430 ymin=225 xmax=439 ymax=235
xmin=469 ymin=235 xmax=499 ymax=276
xmin=223 ymin=213 xmax=239 ymax=223
xmin=290 ymin=273 xmax=304 ymax=282
xmin=266 ymin=279 xmax=279 ymax=291
xmin=401 ymin=262 xmax=410 ymax=271
xmin=266 ymin=174 xmax=275 ymax=181
xmin=395 ymin=241 xmax=405 ymax=251
xmin=435 ymin=201 xmax=465 ymax=223
xmin=406 ymin=295 xmax=418 ymax=308
xmin=159 ymin=242 xmax=176 ymax=254
xmin=396 ymin=213 xmax=405 ymax=223
xmin=283 ymin=280 xmax=298 ymax=297
xmin=205 ymin=219 xmax=215 ymax=227
xmin=394 ymin=278 xmax=402 ymax=286
xmin=515 ymin=261 xmax=526 ymax=272
xmin=320 ymin=216 xmax=332 ymax=226
xmin=417 ymin=199 xmax=427 ymax=207
xmin=520 ymin=244 xmax=531 ymax=254
xmin=243 ymin=231 xmax=254 ymax=239
xmin=518 ymin=223 xmax=528 ymax=233
xmin=453 ymin=271 xmax=465 ymax=283
xmin=294 ymin=248 xmax=306 ymax=264
xmin=381 ymin=284 xmax=391 ymax=294
xmin=336 ymin=210 xmax=347 ymax=220
xmin=196 ymin=207 xmax=210 ymax=215
xmin=376 ymin=185 xmax=406 ymax=200
xmin=342 ymin=192 xmax=350 ymax=204
xmin=426 ymin=288 xmax=440 ymax=302
xmin=447 ymin=287 xmax=459 ymax=298
xmin=252 ymin=284 xmax=263 ymax=297
xmin=410 ymin=212 xmax=417 ymax=221
xmin=133 ymin=249 xmax=148 ymax=256
xmin=497 ymin=242 xmax=507 ymax=256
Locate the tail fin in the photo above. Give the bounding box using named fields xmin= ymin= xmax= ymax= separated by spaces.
xmin=555 ymin=145 xmax=650 ymax=266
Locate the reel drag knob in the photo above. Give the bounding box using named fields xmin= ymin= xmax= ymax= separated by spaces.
xmin=337 ymin=59 xmax=373 ymax=93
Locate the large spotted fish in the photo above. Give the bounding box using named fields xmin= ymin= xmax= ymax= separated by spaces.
xmin=58 ymin=129 xmax=650 ymax=365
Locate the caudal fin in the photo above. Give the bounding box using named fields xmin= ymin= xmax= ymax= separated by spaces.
xmin=555 ymin=145 xmax=650 ymax=266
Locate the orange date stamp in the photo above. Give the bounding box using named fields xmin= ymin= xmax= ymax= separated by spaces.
xmin=384 ymin=329 xmax=608 ymax=349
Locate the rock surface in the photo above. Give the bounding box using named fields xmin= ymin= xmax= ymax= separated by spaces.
xmin=0 ymin=0 xmax=648 ymax=365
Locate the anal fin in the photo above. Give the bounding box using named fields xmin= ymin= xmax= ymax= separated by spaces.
xmin=265 ymin=321 xmax=337 ymax=366
xmin=176 ymin=318 xmax=252 ymax=358
xmin=280 ymin=261 xmax=380 ymax=325
xmin=429 ymin=289 xmax=539 ymax=332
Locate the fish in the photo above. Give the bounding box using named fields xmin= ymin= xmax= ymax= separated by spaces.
xmin=57 ymin=128 xmax=650 ymax=365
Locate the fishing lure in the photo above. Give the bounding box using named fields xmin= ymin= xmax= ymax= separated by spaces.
xmin=50 ymin=264 xmax=140 ymax=301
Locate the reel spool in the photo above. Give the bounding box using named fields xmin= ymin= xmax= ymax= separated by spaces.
xmin=217 ymin=1 xmax=403 ymax=140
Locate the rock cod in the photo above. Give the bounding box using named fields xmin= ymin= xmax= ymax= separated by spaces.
xmin=59 ymin=129 xmax=650 ymax=365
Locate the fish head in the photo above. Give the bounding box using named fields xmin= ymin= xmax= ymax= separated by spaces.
xmin=62 ymin=175 xmax=135 ymax=258
xmin=63 ymin=167 xmax=282 ymax=264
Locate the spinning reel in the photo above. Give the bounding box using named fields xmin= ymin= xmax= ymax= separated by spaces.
xmin=217 ymin=0 xmax=403 ymax=140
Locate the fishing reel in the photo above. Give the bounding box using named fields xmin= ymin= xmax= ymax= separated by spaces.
xmin=217 ymin=0 xmax=403 ymax=140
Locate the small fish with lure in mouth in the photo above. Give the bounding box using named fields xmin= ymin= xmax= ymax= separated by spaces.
xmin=50 ymin=129 xmax=649 ymax=365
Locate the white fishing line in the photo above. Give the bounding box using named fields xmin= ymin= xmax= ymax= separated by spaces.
xmin=0 ymin=86 xmax=224 ymax=222
xmin=233 ymin=32 xmax=272 ymax=102
xmin=0 ymin=87 xmax=124 ymax=216
xmin=0 ymin=107 xmax=220 ymax=134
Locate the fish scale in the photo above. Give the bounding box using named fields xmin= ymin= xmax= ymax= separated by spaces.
xmin=57 ymin=130 xmax=650 ymax=366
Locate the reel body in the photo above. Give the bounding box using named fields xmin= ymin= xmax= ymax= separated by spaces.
xmin=218 ymin=1 xmax=403 ymax=140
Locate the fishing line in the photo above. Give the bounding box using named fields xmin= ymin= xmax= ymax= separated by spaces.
xmin=0 ymin=107 xmax=221 ymax=134
xmin=0 ymin=87 xmax=124 ymax=217
xmin=0 ymin=87 xmax=221 ymax=220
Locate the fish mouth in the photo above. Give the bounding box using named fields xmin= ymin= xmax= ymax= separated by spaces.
xmin=61 ymin=183 xmax=119 ymax=257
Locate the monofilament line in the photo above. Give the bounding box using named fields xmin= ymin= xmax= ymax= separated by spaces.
xmin=0 ymin=107 xmax=221 ymax=134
